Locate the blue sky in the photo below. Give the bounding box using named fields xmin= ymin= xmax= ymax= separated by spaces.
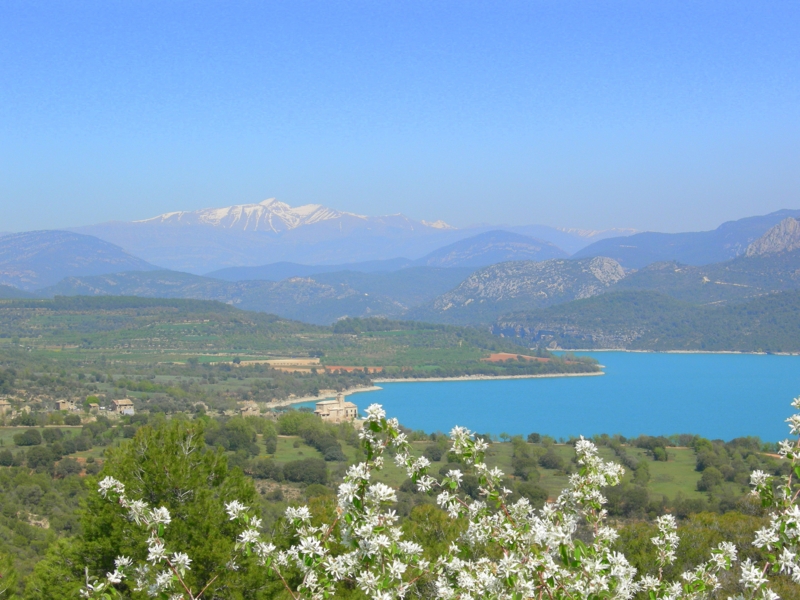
xmin=1 ymin=1 xmax=798 ymax=232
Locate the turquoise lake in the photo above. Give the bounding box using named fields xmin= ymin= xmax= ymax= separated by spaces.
xmin=300 ymin=353 xmax=800 ymax=441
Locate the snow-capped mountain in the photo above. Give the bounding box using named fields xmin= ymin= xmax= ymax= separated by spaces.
xmin=135 ymin=199 xmax=366 ymax=233
xmin=75 ymin=199 xmax=465 ymax=273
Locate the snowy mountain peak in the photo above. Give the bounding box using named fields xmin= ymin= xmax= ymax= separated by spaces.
xmin=422 ymin=219 xmax=455 ymax=230
xmin=135 ymin=198 xmax=367 ymax=233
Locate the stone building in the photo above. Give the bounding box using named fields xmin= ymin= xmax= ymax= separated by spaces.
xmin=314 ymin=393 xmax=358 ymax=424
xmin=111 ymin=398 xmax=135 ymax=415
xmin=239 ymin=401 xmax=260 ymax=417
xmin=55 ymin=400 xmax=76 ymax=411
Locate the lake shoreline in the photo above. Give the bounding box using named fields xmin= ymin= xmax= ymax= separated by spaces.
xmin=268 ymin=385 xmax=383 ymax=408
xmin=556 ymin=349 xmax=800 ymax=356
xmin=373 ymin=372 xmax=605 ymax=383
xmin=270 ymin=371 xmax=604 ymax=408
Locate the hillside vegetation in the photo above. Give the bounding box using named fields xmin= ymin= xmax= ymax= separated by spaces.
xmin=495 ymin=290 xmax=800 ymax=352
xmin=0 ymin=296 xmax=598 ymax=379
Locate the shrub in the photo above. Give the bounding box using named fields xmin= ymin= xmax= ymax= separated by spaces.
xmin=0 ymin=449 xmax=11 ymax=466
xmin=423 ymin=444 xmax=444 ymax=462
xmin=42 ymin=428 xmax=64 ymax=443
xmin=322 ymin=445 xmax=347 ymax=462
xmin=56 ymin=458 xmax=83 ymax=477
xmin=283 ymin=458 xmax=328 ymax=484
xmin=26 ymin=446 xmax=55 ymax=470
xmin=64 ymin=414 xmax=82 ymax=426
xmin=539 ymin=448 xmax=565 ymax=470
xmin=14 ymin=428 xmax=42 ymax=446
xmin=249 ymin=458 xmax=284 ymax=481
xmin=11 ymin=412 xmax=38 ymax=427
xmin=697 ymin=466 xmax=724 ymax=491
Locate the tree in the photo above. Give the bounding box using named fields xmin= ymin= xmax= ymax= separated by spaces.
xmin=0 ymin=550 xmax=18 ymax=599
xmin=283 ymin=458 xmax=328 ymax=484
xmin=0 ymin=368 xmax=14 ymax=394
xmin=41 ymin=428 xmax=62 ymax=444
xmin=13 ymin=429 xmax=41 ymax=446
xmin=25 ymin=419 xmax=259 ymax=598
xmin=63 ymin=414 xmax=81 ymax=426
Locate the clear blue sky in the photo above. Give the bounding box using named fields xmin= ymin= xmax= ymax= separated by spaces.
xmin=1 ymin=1 xmax=798 ymax=232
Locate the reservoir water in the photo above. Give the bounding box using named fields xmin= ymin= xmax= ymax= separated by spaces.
xmin=303 ymin=353 xmax=800 ymax=441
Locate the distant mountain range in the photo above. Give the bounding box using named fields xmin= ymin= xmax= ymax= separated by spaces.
xmin=72 ymin=198 xmax=630 ymax=273
xmin=0 ymin=230 xmax=157 ymax=290
xmin=209 ymin=230 xmax=567 ymax=280
xmin=40 ymin=267 xmax=472 ymax=325
xmin=574 ymin=209 xmax=800 ymax=268
xmin=0 ymin=284 xmax=36 ymax=299
xmin=2 ymin=204 xmax=800 ymax=337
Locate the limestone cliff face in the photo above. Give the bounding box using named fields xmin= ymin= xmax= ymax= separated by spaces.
xmin=429 ymin=256 xmax=626 ymax=311
xmin=746 ymin=218 xmax=800 ymax=256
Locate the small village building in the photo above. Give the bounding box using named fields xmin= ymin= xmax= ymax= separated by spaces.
xmin=88 ymin=403 xmax=100 ymax=412
xmin=111 ymin=399 xmax=135 ymax=416
xmin=238 ymin=401 xmax=260 ymax=417
xmin=314 ymin=393 xmax=358 ymax=424
xmin=55 ymin=400 xmax=76 ymax=411
xmin=0 ymin=400 xmax=11 ymax=415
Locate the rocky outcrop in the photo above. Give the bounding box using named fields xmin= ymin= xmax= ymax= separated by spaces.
xmin=430 ymin=256 xmax=625 ymax=310
xmin=746 ymin=218 xmax=800 ymax=256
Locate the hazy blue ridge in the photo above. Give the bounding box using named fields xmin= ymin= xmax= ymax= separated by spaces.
xmin=413 ymin=230 xmax=568 ymax=267
xmin=0 ymin=230 xmax=159 ymax=290
xmin=206 ymin=258 xmax=415 ymax=281
xmin=37 ymin=266 xmax=475 ymax=325
xmin=574 ymin=209 xmax=800 ymax=268
xmin=0 ymin=283 xmax=37 ymax=299
xmin=204 ymin=230 xmax=566 ymax=280
xmin=614 ymin=249 xmax=800 ymax=303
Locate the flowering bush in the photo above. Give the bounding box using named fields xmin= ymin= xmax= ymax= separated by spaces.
xmin=83 ymin=398 xmax=800 ymax=600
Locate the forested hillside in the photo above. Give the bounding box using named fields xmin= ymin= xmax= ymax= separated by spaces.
xmin=495 ymin=290 xmax=800 ymax=351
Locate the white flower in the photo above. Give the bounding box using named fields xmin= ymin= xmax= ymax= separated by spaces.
xmin=298 ymin=537 xmax=324 ymax=557
xmin=126 ymin=500 xmax=148 ymax=524
xmin=149 ymin=507 xmax=171 ymax=526
xmin=447 ymin=469 xmax=463 ymax=484
xmin=753 ymin=526 xmax=779 ymax=550
xmin=225 ymin=500 xmax=247 ymax=520
xmin=155 ymin=570 xmax=173 ymax=591
xmin=750 ymin=470 xmax=770 ymax=488
xmin=239 ymin=529 xmax=260 ymax=544
xmin=114 ymin=555 xmax=132 ymax=569
xmin=106 ymin=570 xmax=124 ymax=584
xmin=171 ymin=552 xmax=192 ymax=573
xmin=787 ymin=414 xmax=800 ymax=435
xmin=286 ymin=506 xmax=312 ymax=522
xmin=147 ymin=540 xmax=167 ymax=564
xmin=365 ymin=404 xmax=386 ymax=421
xmin=388 ymin=559 xmax=407 ymax=579
xmin=98 ymin=477 xmax=125 ymax=497
xmin=778 ymin=547 xmax=796 ymax=573
xmin=740 ymin=558 xmax=769 ymax=590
